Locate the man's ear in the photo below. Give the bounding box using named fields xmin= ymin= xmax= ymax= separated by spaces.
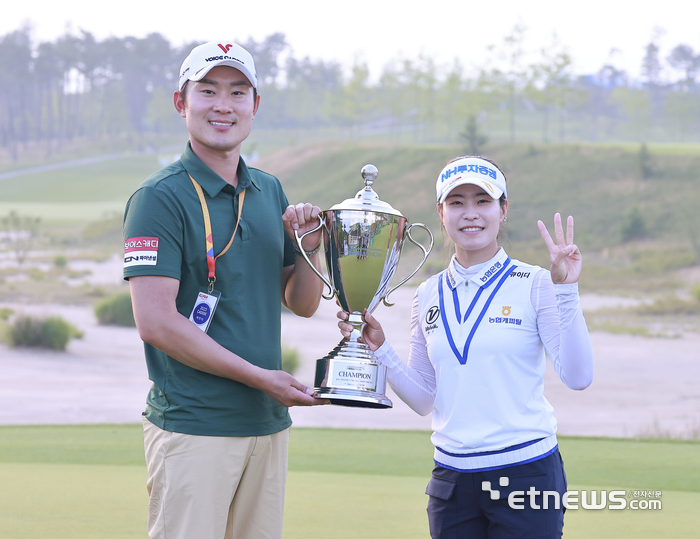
xmin=252 ymin=93 xmax=260 ymax=119
xmin=173 ymin=91 xmax=186 ymax=118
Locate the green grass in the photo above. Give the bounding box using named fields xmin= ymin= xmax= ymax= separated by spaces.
xmin=0 ymin=425 xmax=698 ymax=538
xmin=0 ymin=154 xmax=164 ymax=204
xmin=284 ymin=471 xmax=429 ymax=538
xmin=0 ymin=424 xmax=145 ymax=465
xmin=562 ymin=488 xmax=700 ymax=539
xmin=0 ymin=201 xmax=127 ymax=223
xmin=0 ymin=153 xmax=166 ymax=223
xmin=559 ymin=436 xmax=700 ymax=492
xmin=0 ymin=462 xmax=148 ymax=538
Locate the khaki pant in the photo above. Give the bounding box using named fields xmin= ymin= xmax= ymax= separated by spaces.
xmin=142 ymin=416 xmax=289 ymax=539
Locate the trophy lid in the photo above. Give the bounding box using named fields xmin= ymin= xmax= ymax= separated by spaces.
xmin=329 ymin=164 xmax=404 ymax=216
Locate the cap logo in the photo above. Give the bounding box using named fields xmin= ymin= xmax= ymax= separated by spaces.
xmin=218 ymin=43 xmax=233 ymax=53
xmin=437 ymin=157 xmax=506 ymax=202
xmin=441 ymin=163 xmax=497 ymax=182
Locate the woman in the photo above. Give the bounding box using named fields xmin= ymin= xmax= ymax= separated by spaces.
xmin=338 ymin=156 xmax=594 ymax=539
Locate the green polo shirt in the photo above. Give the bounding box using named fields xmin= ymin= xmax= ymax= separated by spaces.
xmin=123 ymin=142 xmax=296 ymax=436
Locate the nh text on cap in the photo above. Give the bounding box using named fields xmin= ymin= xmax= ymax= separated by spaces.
xmin=178 ymin=41 xmax=257 ymax=91
xmin=436 ymin=157 xmax=508 ymax=203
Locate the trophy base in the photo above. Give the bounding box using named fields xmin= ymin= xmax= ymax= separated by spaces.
xmin=314 ymin=387 xmax=392 ymax=408
xmin=313 ymin=338 xmax=393 ymax=409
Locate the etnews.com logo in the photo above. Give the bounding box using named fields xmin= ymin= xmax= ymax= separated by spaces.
xmin=482 ymin=477 xmax=662 ymax=510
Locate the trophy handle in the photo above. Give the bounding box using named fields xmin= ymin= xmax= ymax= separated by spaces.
xmin=294 ymin=215 xmax=335 ymax=300
xmin=383 ymin=223 xmax=434 ymax=307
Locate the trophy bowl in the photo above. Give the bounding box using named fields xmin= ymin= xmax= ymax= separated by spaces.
xmin=295 ymin=164 xmax=433 ymax=408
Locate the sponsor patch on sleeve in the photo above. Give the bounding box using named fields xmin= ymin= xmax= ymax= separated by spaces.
xmin=124 ymin=236 xmax=159 ymax=267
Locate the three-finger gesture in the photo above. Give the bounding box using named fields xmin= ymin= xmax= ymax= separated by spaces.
xmin=537 ymin=213 xmax=581 ymax=284
xmin=283 ymin=203 xmax=322 ymax=252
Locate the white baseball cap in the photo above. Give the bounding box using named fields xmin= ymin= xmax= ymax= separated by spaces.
xmin=436 ymin=157 xmax=507 ymax=203
xmin=178 ymin=41 xmax=257 ymax=91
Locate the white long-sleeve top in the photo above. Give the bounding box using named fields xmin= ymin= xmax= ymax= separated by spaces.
xmin=375 ymin=248 xmax=593 ymax=472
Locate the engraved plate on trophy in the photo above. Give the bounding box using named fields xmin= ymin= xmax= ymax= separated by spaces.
xmin=328 ymin=359 xmax=378 ymax=391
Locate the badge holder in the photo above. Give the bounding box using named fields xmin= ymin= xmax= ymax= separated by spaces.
xmin=189 ymin=283 xmax=221 ymax=333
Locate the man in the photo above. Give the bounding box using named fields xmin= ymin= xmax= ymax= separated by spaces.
xmin=123 ymin=41 xmax=327 ymax=539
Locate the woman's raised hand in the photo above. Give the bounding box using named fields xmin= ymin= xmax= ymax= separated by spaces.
xmin=537 ymin=213 xmax=582 ymax=284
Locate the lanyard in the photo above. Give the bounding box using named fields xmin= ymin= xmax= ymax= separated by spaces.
xmin=189 ymin=174 xmax=245 ymax=292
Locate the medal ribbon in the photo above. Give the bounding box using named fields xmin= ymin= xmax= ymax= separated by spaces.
xmin=189 ymin=174 xmax=245 ymax=292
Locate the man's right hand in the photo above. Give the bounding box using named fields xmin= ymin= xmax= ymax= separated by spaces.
xmin=257 ymin=369 xmax=330 ymax=407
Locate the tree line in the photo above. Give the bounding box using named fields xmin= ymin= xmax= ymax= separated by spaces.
xmin=1 ymin=24 xmax=700 ymax=162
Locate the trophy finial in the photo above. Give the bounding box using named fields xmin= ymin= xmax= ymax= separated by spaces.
xmin=336 ymin=162 xmax=399 ymax=212
xmin=361 ymin=164 xmax=378 ymax=188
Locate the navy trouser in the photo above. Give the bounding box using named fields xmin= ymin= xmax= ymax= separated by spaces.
xmin=426 ymin=450 xmax=567 ymax=539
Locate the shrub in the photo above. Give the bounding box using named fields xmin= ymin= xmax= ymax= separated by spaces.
xmin=1 ymin=211 xmax=41 ymax=264
xmin=85 ymin=286 xmax=108 ymax=298
xmin=0 ymin=307 xmax=14 ymax=321
xmin=9 ymin=315 xmax=82 ymax=351
xmin=638 ymin=296 xmax=700 ymax=315
xmin=639 ymin=143 xmax=654 ymax=179
xmin=281 ymin=345 xmax=300 ymax=375
xmin=620 ymin=206 xmax=647 ymax=242
xmin=53 ymin=255 xmax=68 ymax=268
xmin=10 ymin=317 xmax=43 ymax=347
xmin=28 ymin=268 xmax=45 ymax=281
xmin=460 ymin=115 xmax=488 ymax=155
xmin=94 ymin=291 xmax=135 ymax=327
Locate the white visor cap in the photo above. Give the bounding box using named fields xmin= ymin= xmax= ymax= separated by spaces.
xmin=436 ymin=157 xmax=507 ymax=203
xmin=178 ymin=41 xmax=257 ymax=91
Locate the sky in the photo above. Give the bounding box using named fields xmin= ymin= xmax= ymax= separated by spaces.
xmin=3 ymin=0 xmax=700 ymax=82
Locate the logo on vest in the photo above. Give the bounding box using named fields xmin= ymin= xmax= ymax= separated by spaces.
xmin=489 ymin=304 xmax=521 ymax=326
xmin=509 ymin=271 xmax=531 ymax=279
xmin=425 ymin=306 xmax=440 ymax=332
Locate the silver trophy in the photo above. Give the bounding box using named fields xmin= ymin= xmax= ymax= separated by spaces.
xmin=295 ymin=164 xmax=433 ymax=408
